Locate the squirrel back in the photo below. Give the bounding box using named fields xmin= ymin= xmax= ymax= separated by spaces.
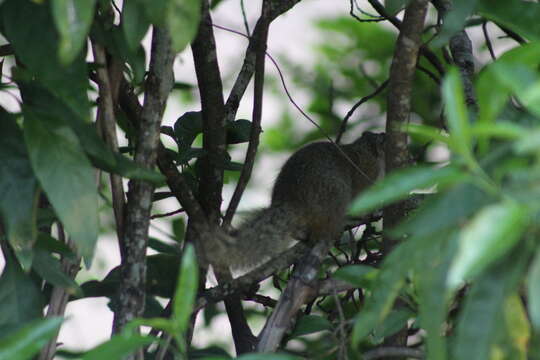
xmin=208 ymin=132 xmax=385 ymax=271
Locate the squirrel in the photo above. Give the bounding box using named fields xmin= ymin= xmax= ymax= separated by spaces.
xmin=206 ymin=131 xmax=386 ymax=271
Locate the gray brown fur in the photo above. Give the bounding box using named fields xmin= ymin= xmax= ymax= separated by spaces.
xmin=208 ymin=132 xmax=386 ymax=271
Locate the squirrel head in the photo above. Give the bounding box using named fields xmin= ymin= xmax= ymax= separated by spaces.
xmin=353 ymin=131 xmax=386 ymax=180
xmin=356 ymin=131 xmax=385 ymax=158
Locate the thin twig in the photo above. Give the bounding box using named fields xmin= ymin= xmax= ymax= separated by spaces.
xmin=240 ymin=0 xmax=251 ymax=36
xmin=222 ymin=12 xmax=269 ymax=227
xmin=335 ymin=79 xmax=389 ymax=144
xmin=333 ymin=291 xmax=349 ymax=360
xmin=150 ymin=208 xmax=185 ymax=219
xmin=350 ymin=0 xmax=385 ymax=22
xmin=38 ymin=227 xmax=80 ymax=360
xmin=482 ymin=21 xmax=496 ymax=61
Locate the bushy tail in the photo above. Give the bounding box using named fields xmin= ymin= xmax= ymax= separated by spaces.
xmin=207 ymin=205 xmax=303 ymax=271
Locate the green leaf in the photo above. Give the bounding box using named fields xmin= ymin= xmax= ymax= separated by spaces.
xmin=290 ymin=315 xmax=332 ymax=338
xmin=32 ymin=250 xmax=81 ymax=296
xmin=471 ymin=122 xmax=526 ymax=140
xmin=478 ymin=0 xmax=540 ymax=42
xmin=349 ymin=165 xmax=465 ymax=216
xmin=173 ymin=244 xmax=198 ymax=334
xmin=477 ymin=42 xmax=540 ymax=125
xmin=514 ymin=128 xmax=540 ymax=154
xmin=0 ymin=254 xmax=44 ymax=338
xmin=332 ymin=265 xmax=377 ymax=288
xmin=0 ymin=112 xmax=38 ymax=270
xmin=372 ymin=308 xmax=413 ymax=343
xmin=415 ymin=232 xmax=455 ymax=360
xmin=447 ymin=201 xmax=529 ymax=290
xmin=81 ymin=334 xmax=155 ymax=360
xmin=443 ymin=67 xmax=473 ymax=165
xmin=122 ymin=0 xmax=150 ymax=51
xmin=351 ymin=242 xmax=413 ymax=345
xmin=227 ymin=119 xmax=252 ymax=144
xmin=527 ymin=249 xmax=540 ymax=331
xmin=174 ymin=111 xmax=203 ymax=150
xmin=51 ymin=0 xmax=97 ymax=64
xmin=148 ymin=237 xmax=181 ymax=255
xmin=2 ymin=0 xmax=91 ymax=118
xmin=132 ymin=0 xmax=200 ymax=53
xmin=432 ymin=0 xmax=478 ymax=48
xmin=395 ymin=182 xmax=492 ymax=239
xmin=404 ymin=123 xmax=450 ymax=145
xmin=502 ymin=294 xmax=530 ymax=358
xmin=385 ymin=0 xmax=411 ymax=15
xmin=167 ymin=0 xmax=201 ymax=53
xmin=177 ymin=147 xmax=206 ymax=165
xmin=0 ymin=317 xmax=63 ymax=360
xmin=452 ymin=251 xmax=528 ymax=360
xmin=23 ymin=109 xmax=99 ymax=263
xmin=35 ymin=233 xmax=77 ymax=260
xmin=491 ymin=62 xmax=540 ymax=117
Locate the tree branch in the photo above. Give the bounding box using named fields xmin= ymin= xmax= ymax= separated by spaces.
xmin=382 ymin=0 xmax=429 ymax=353
xmin=118 ymin=82 xmax=208 ymax=230
xmin=433 ymin=0 xmax=477 ymax=110
xmin=256 ymin=241 xmax=333 ymax=352
xmin=222 ymin=5 xmax=270 ymax=228
xmin=191 ymin=0 xmax=256 ymax=353
xmin=367 ymin=0 xmax=445 ymax=76
xmin=112 ymin=27 xmax=175 ymax=353
xmin=223 ymin=0 xmax=303 ymax=124
xmin=91 ymin=42 xmax=126 ymax=244
xmin=384 ymin=0 xmax=429 ymax=250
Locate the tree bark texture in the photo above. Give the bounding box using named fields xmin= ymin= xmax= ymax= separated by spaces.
xmin=113 ymin=27 xmax=175 ymax=350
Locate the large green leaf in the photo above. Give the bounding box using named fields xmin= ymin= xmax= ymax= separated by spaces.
xmin=122 ymin=0 xmax=151 ymax=51
xmin=0 ymin=112 xmax=38 ymax=270
xmin=478 ymin=0 xmax=540 ymax=42
xmin=51 ymin=0 xmax=97 ymax=64
xmin=134 ymin=0 xmax=201 ymax=53
xmin=290 ymin=315 xmax=332 ymax=338
xmin=395 ymin=182 xmax=491 ymax=239
xmin=415 ymin=232 xmax=455 ymax=360
xmin=2 ymin=0 xmax=90 ymax=118
xmin=0 ymin=317 xmax=63 ymax=360
xmin=349 ymin=165 xmax=465 ymax=216
xmin=23 ymin=109 xmax=99 ymax=262
xmin=32 ymin=249 xmax=81 ymax=296
xmin=477 ymin=42 xmax=540 ymax=125
xmin=81 ymin=334 xmax=155 ymax=360
xmin=173 ymin=244 xmax=198 ymax=339
xmin=443 ymin=67 xmax=474 ymax=166
xmin=167 ymin=0 xmax=201 ymax=52
xmin=350 ymin=239 xmax=416 ymax=345
xmin=452 ymin=251 xmax=528 ymax=360
xmin=0 ymin=254 xmax=44 ymax=338
xmin=18 ymin=81 xmax=163 ymax=184
xmin=498 ymin=294 xmax=530 ymax=359
xmin=447 ymin=201 xmax=529 ymax=290
xmin=433 ymin=0 xmax=478 ymax=47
